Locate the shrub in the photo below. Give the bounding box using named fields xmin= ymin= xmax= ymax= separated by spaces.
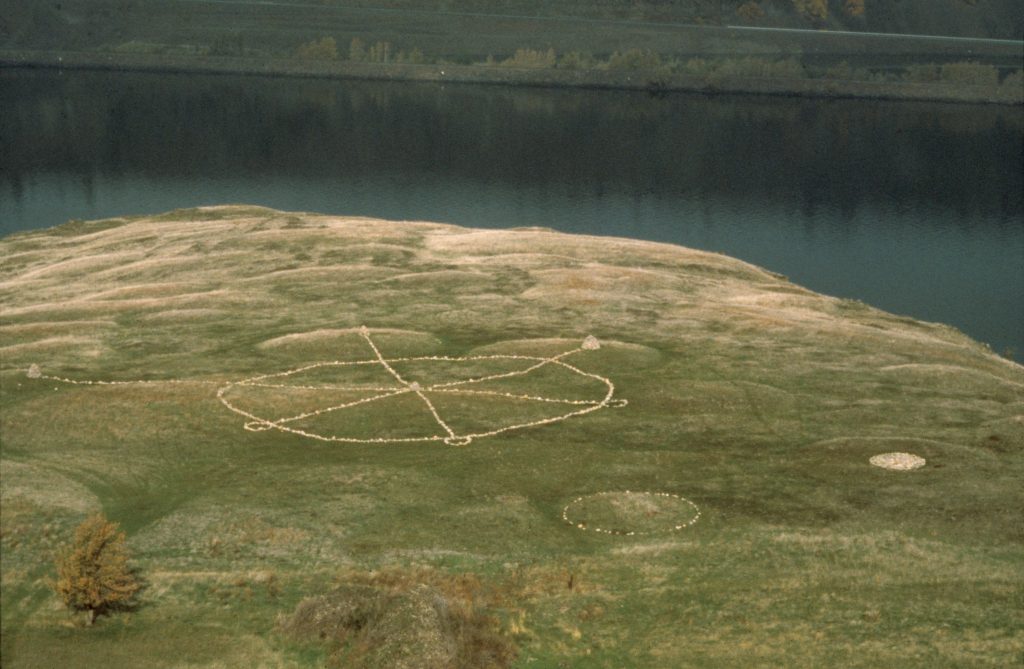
xmin=349 ymin=37 xmax=366 ymax=61
xmin=792 ymin=0 xmax=828 ymax=24
xmin=736 ymin=1 xmax=766 ymax=22
xmin=843 ymin=0 xmax=865 ymax=17
xmin=1001 ymin=69 xmax=1023 ymax=91
xmin=824 ymin=61 xmax=854 ymax=80
xmin=684 ymin=57 xmax=806 ymax=81
xmin=502 ymin=48 xmax=557 ymax=69
xmin=605 ymin=48 xmax=662 ymax=71
xmin=53 ymin=514 xmax=141 ymax=625
xmin=901 ymin=64 xmax=940 ymax=83
xmin=395 ymin=47 xmax=426 ymax=64
xmin=558 ymin=50 xmax=595 ymax=70
xmin=712 ymin=57 xmax=804 ymax=79
xmin=367 ymin=41 xmax=392 ymax=63
xmin=940 ymin=61 xmax=999 ymax=86
xmin=296 ymin=37 xmax=338 ymax=61
xmin=682 ymin=57 xmax=714 ymax=76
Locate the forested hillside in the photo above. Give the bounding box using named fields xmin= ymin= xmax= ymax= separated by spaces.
xmin=2 ymin=0 xmax=1021 ymax=49
xmin=319 ymin=0 xmax=1021 ymax=39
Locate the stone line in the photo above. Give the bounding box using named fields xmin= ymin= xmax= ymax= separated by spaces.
xmin=358 ymin=326 xmax=457 ymax=439
xmin=255 ymin=389 xmax=410 ymax=427
xmin=242 ymin=382 xmax=402 ymax=391
xmin=433 ymin=388 xmax=604 ymax=406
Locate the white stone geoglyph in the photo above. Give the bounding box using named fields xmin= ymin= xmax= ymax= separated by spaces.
xmin=26 ymin=329 xmax=625 ymax=447
xmin=562 ymin=490 xmax=701 ymax=536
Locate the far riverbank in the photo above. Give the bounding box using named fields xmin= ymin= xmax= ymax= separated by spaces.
xmin=2 ymin=49 xmax=1021 ymax=105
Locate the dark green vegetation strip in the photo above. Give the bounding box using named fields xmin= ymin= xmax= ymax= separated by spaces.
xmin=3 ymin=47 xmax=1022 ymax=105
xmin=1 ymin=206 xmax=1022 ymax=666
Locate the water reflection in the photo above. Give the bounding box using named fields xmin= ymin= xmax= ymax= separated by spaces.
xmin=1 ymin=69 xmax=1021 ymax=354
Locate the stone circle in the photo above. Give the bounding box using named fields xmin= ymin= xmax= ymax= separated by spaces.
xmin=563 ymin=491 xmax=701 ymax=536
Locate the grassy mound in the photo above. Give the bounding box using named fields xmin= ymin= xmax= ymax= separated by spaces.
xmin=279 ymin=573 xmax=516 ymax=669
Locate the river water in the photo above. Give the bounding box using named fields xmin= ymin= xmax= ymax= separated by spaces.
xmin=1 ymin=69 xmax=1021 ymax=356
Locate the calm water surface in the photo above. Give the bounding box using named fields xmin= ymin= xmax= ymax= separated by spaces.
xmin=2 ymin=69 xmax=1022 ymax=355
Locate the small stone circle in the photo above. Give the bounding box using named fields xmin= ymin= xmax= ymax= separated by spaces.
xmin=562 ymin=491 xmax=701 ymax=536
xmin=869 ymin=452 xmax=926 ymax=471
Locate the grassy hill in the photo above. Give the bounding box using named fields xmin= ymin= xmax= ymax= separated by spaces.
xmin=1 ymin=206 xmax=1022 ymax=667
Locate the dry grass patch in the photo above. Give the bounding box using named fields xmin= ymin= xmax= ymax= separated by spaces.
xmin=0 ymin=460 xmax=100 ymax=514
xmin=314 ymin=215 xmax=438 ymax=241
xmin=0 ymin=320 xmax=118 ymax=336
xmin=88 ymin=255 xmax=212 ymax=280
xmin=82 ymin=282 xmax=209 ymax=301
xmin=879 ymin=363 xmax=1024 ymax=392
xmin=13 ymin=251 xmax=146 ymax=281
xmin=243 ymin=265 xmax=400 ymax=283
xmin=0 ymin=336 xmax=105 ymax=360
xmin=135 ymin=506 xmax=334 ymax=563
xmin=424 ymin=228 xmax=757 ymax=276
xmin=378 ymin=269 xmax=491 ymax=289
xmin=975 ymin=414 xmax=1024 ymax=453
xmin=138 ymin=308 xmax=227 ymax=322
xmin=1 ymin=288 xmax=253 ymax=321
xmin=444 ymin=252 xmax=584 ymax=270
xmin=610 ymin=540 xmax=695 ymax=555
xmin=809 ymin=435 xmax=965 ymax=454
xmin=258 ymin=328 xmax=441 ymax=355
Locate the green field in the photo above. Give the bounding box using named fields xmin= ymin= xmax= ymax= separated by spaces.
xmin=1 ymin=206 xmax=1022 ymax=667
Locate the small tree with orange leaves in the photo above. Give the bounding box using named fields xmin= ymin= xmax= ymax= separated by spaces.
xmin=736 ymin=1 xmax=766 ymax=22
xmin=792 ymin=0 xmax=828 ymax=24
xmin=54 ymin=514 xmax=141 ymax=625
